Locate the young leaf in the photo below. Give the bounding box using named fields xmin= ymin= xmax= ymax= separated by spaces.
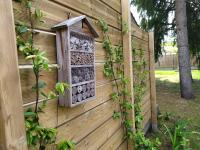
xmin=55 ymin=83 xmax=69 ymax=95
xmin=40 ymin=91 xmax=48 ymax=99
xmin=57 ymin=140 xmax=75 ymax=150
xmin=111 ymin=92 xmax=119 ymax=101
xmin=24 ymin=111 xmax=36 ymax=117
xmin=32 ymin=81 xmax=47 ymax=90
xmin=113 ymin=111 xmax=121 ymax=120
xmin=48 ymin=91 xmax=58 ymax=99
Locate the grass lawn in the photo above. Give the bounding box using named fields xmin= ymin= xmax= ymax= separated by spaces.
xmin=155 ymin=70 xmax=200 ymax=149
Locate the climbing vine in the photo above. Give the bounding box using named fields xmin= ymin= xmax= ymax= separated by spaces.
xmin=98 ymin=18 xmax=160 ymax=149
xmin=98 ymin=18 xmax=135 ymax=142
xmin=132 ymin=47 xmax=160 ymax=149
xmin=14 ymin=0 xmax=74 ymax=149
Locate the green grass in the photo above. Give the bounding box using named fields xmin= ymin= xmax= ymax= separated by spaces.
xmin=156 ymin=70 xmax=200 ymax=82
xmin=154 ymin=70 xmax=200 ymax=150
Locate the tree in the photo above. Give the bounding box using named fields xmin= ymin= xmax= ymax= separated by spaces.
xmin=131 ymin=0 xmax=200 ymax=63
xmin=131 ymin=0 xmax=175 ymax=61
xmin=131 ymin=0 xmax=197 ymax=99
xmin=187 ymin=1 xmax=200 ymax=67
xmin=175 ymin=0 xmax=193 ymax=99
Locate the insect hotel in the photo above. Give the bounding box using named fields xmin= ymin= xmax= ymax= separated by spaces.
xmin=52 ymin=15 xmax=99 ymax=107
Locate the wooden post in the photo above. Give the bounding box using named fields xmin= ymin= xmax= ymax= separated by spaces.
xmin=0 ymin=0 xmax=27 ymax=149
xmin=121 ymin=0 xmax=135 ymax=149
xmin=148 ymin=32 xmax=158 ymax=131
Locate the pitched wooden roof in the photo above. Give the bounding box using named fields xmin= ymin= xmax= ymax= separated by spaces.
xmin=52 ymin=15 xmax=99 ymax=38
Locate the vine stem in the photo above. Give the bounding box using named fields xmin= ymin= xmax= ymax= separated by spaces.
xmin=27 ymin=4 xmax=39 ymax=113
xmin=34 ymin=72 xmax=39 ymax=113
xmin=104 ymin=33 xmax=129 ymax=138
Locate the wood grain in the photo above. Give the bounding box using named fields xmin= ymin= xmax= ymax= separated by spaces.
xmin=20 ymin=63 xmax=111 ymax=104
xmin=17 ymin=33 xmax=112 ymax=64
xmin=98 ymin=128 xmax=125 ymax=150
xmin=121 ymin=1 xmax=135 ymax=149
xmin=76 ymin=118 xmax=121 ymax=150
xmin=11 ymin=0 xmax=154 ymax=148
xmin=52 ymin=0 xmax=121 ymax=29
xmin=13 ymin=1 xmax=122 ymax=45
xmin=56 ymin=99 xmax=119 ymax=142
xmin=149 ymin=32 xmax=158 ymax=131
xmin=132 ymin=36 xmax=149 ymax=51
xmin=117 ymin=140 xmax=128 ymax=150
xmin=25 ymin=81 xmax=116 ymax=128
xmin=100 ymin=0 xmax=121 ymax=13
xmin=131 ymin=22 xmax=149 ymax=41
xmin=0 ymin=0 xmax=27 ymax=149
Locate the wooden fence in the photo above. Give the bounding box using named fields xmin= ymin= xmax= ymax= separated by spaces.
xmin=155 ymin=53 xmax=197 ymax=69
xmin=131 ymin=22 xmax=157 ymax=132
xmin=0 ymin=0 xmax=157 ymax=149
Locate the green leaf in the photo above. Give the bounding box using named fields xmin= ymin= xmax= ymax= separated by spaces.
xmin=97 ymin=18 xmax=109 ymax=33
xmin=40 ymin=91 xmax=48 ymax=98
xmin=38 ymin=81 xmax=47 ymax=89
xmin=43 ymin=63 xmax=49 ymax=70
xmin=121 ymin=77 xmax=129 ymax=85
xmin=16 ymin=25 xmax=28 ymax=34
xmin=111 ymin=92 xmax=119 ymax=101
xmin=121 ymin=101 xmax=134 ymax=110
xmin=26 ymin=1 xmax=32 ymax=8
xmin=35 ymin=9 xmax=44 ymax=21
xmin=24 ymin=111 xmax=36 ymax=117
xmin=32 ymin=81 xmax=47 ymax=90
xmin=48 ymin=91 xmax=58 ymax=99
xmin=25 ymin=55 xmax=36 ymax=60
xmin=113 ymin=111 xmax=121 ymax=120
xmin=57 ymin=140 xmax=75 ymax=150
xmin=122 ymin=21 xmax=128 ymax=35
xmin=55 ymin=83 xmax=69 ymax=95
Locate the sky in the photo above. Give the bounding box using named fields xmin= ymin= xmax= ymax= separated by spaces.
xmin=131 ymin=5 xmax=175 ymax=43
xmin=130 ymin=5 xmax=176 ymax=53
xmin=130 ymin=6 xmax=141 ymax=24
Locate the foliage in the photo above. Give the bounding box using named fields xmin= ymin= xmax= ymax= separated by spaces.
xmin=164 ymin=121 xmax=191 ymax=150
xmin=134 ymin=131 xmax=161 ymax=150
xmin=132 ymin=46 xmax=161 ymax=149
xmin=14 ymin=0 xmax=74 ymax=149
xmin=98 ymin=18 xmax=135 ymax=142
xmin=122 ymin=21 xmax=129 ymax=34
xmin=98 ymin=18 xmax=160 ymax=149
xmin=57 ymin=140 xmax=75 ymax=150
xmin=131 ymin=0 xmax=200 ymax=65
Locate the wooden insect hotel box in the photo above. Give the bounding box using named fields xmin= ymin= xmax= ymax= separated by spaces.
xmin=52 ymin=15 xmax=99 ymax=107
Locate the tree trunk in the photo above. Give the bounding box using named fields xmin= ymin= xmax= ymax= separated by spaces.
xmin=175 ymin=0 xmax=193 ymax=99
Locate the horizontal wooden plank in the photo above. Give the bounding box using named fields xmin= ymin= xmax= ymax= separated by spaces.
xmin=98 ymin=127 xmax=125 ymax=150
xmin=142 ymin=109 xmax=151 ymax=129
xmin=132 ymin=37 xmax=149 ymax=51
xmin=141 ymin=97 xmax=151 ymax=116
xmin=13 ymin=1 xmax=122 ymax=45
xmin=20 ymin=68 xmax=57 ymax=104
xmin=25 ymin=81 xmax=116 ymax=128
xmin=132 ymin=55 xmax=150 ymax=71
xmin=18 ymin=32 xmax=57 ymax=65
xmin=117 ymin=140 xmax=127 ymax=150
xmin=56 ymin=99 xmax=119 ymax=143
xmin=141 ymin=92 xmax=150 ymax=106
xmin=76 ymin=118 xmax=121 ymax=150
xmin=27 ymin=83 xmax=151 ymax=135
xmin=99 ymin=0 xmax=121 ymax=13
xmin=131 ymin=23 xmax=149 ymax=41
xmin=17 ymin=32 xmax=107 ymax=65
xmin=53 ymin=0 xmax=121 ymax=29
xmin=20 ymin=63 xmax=111 ymax=104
